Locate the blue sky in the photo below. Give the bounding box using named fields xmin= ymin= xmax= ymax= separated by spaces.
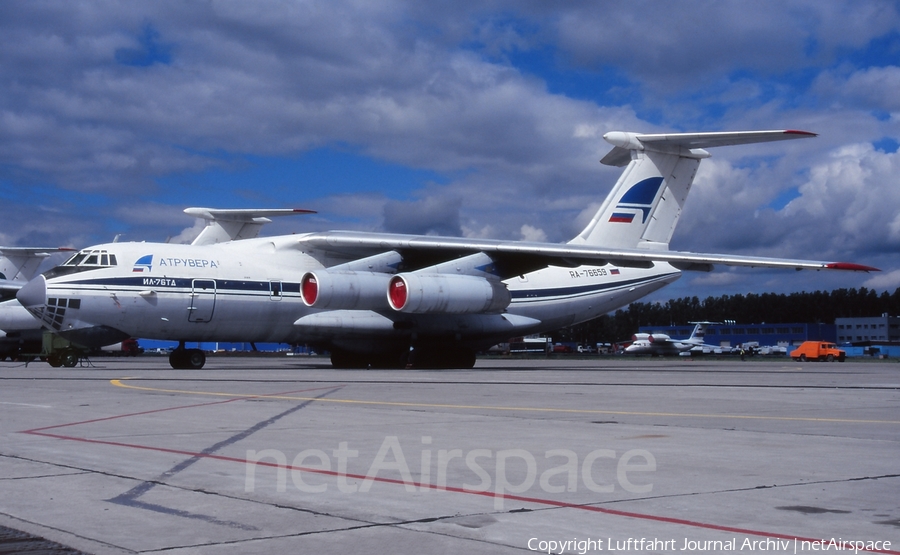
xmin=1 ymin=0 xmax=899 ymax=302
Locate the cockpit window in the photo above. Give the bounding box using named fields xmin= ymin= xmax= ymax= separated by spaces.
xmin=45 ymin=249 xmax=119 ymax=279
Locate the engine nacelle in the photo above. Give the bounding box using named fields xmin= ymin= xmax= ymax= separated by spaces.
xmin=301 ymin=271 xmax=393 ymax=310
xmin=632 ymin=333 xmax=669 ymax=343
xmin=387 ymin=273 xmax=511 ymax=314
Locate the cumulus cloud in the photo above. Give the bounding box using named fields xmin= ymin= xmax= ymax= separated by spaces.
xmin=0 ymin=0 xmax=897 ymax=299
xmin=781 ymin=143 xmax=900 ymax=254
xmin=383 ymin=194 xmax=463 ymax=236
xmin=519 ymin=224 xmax=547 ymax=242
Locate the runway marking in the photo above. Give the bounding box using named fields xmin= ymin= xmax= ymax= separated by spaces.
xmin=17 ymin=380 xmax=899 ymax=555
xmin=0 ymin=401 xmax=52 ymax=408
xmin=110 ymin=379 xmax=900 ymax=425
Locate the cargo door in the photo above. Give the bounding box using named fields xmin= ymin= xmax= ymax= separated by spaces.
xmin=188 ymin=279 xmax=217 ymax=323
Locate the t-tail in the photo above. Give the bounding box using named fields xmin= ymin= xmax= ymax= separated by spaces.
xmin=569 ymin=130 xmax=816 ymax=249
xmin=687 ymin=321 xmax=718 ymax=344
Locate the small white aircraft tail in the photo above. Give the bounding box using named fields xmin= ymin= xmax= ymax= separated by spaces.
xmin=687 ymin=321 xmax=716 ymax=343
xmin=0 ymin=247 xmax=74 ymax=300
xmin=570 ymin=130 xmax=816 ymax=249
xmin=0 ymin=247 xmax=74 ymax=282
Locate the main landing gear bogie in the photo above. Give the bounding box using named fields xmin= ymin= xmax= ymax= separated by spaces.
xmin=329 ymin=345 xmax=477 ymax=369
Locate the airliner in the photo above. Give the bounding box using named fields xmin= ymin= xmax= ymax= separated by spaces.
xmin=15 ymin=130 xmax=877 ymax=369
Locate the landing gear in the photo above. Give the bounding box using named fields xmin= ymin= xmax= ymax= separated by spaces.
xmin=169 ymin=343 xmax=206 ymax=369
xmin=330 ymin=349 xmax=404 ymax=369
xmin=406 ymin=346 xmax=476 ymax=369
xmin=328 ymin=344 xmax=477 ymax=370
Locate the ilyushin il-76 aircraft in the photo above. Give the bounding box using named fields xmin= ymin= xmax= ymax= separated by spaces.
xmin=624 ymin=322 xmax=715 ymax=357
xmin=16 ymin=130 xmax=878 ymax=369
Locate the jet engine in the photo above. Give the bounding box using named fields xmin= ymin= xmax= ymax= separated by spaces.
xmin=387 ymin=273 xmax=511 ymax=314
xmin=632 ymin=333 xmax=670 ymax=342
xmin=301 ymin=271 xmax=393 ymax=310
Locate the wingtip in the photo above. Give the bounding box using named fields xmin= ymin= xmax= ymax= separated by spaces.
xmin=784 ymin=129 xmax=817 ymax=137
xmin=825 ymin=262 xmax=880 ymax=272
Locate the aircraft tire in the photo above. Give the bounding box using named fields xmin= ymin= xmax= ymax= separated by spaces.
xmin=186 ymin=349 xmax=206 ymax=369
xmin=169 ymin=350 xmax=183 ymax=369
xmin=169 ymin=348 xmax=206 ymax=369
xmin=407 ymin=346 xmax=476 ymax=369
xmin=61 ymin=350 xmax=79 ymax=368
xmin=330 ymin=349 xmax=364 ymax=369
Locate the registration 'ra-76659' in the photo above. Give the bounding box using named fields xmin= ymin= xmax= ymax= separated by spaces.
xmin=568 ymin=268 xmax=614 ymax=279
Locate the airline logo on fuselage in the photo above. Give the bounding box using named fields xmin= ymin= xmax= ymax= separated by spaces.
xmin=158 ymin=257 xmax=220 ymax=269
xmin=133 ymin=255 xmax=153 ymax=273
xmin=608 ymin=176 xmax=664 ymax=224
xmin=133 ymin=254 xmax=220 ymax=273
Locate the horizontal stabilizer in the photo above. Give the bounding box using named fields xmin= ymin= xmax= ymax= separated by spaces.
xmin=184 ymin=207 xmax=316 ymax=222
xmin=185 ymin=207 xmax=316 ymax=245
xmin=601 ymin=130 xmax=816 ymax=166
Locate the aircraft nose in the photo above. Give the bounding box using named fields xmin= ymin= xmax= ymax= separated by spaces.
xmin=16 ymin=275 xmax=47 ymax=308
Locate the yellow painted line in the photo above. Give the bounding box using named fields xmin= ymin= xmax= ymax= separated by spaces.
xmin=109 ymin=379 xmax=900 ymax=425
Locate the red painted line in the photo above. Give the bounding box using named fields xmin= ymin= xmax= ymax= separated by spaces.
xmin=19 ymin=385 xmax=898 ymax=554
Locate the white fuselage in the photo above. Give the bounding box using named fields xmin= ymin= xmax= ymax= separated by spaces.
xmin=23 ymin=236 xmax=680 ymax=351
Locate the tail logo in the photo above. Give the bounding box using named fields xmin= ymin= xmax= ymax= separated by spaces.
xmin=608 ymin=176 xmax=664 ymax=224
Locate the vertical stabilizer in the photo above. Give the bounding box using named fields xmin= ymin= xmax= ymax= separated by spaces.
xmin=688 ymin=321 xmax=713 ymax=343
xmin=0 ymin=247 xmax=71 ymax=282
xmin=569 ymin=130 xmax=816 ymax=249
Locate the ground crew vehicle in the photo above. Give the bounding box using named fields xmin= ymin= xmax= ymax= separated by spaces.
xmin=790 ymin=341 xmax=846 ymax=362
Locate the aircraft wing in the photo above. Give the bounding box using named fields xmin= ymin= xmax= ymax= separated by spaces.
xmin=296 ymin=231 xmax=878 ymax=278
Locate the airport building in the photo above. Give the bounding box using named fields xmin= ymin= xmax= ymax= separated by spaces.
xmin=835 ymin=314 xmax=900 ymax=343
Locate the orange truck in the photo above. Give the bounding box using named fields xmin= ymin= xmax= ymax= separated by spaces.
xmin=790 ymin=341 xmax=846 ymax=362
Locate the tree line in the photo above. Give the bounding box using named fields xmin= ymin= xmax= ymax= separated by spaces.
xmin=553 ymin=287 xmax=900 ymax=345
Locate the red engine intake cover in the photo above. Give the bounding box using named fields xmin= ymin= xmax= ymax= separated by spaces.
xmin=301 ymin=274 xmax=318 ymax=306
xmin=388 ymin=276 xmax=408 ymax=310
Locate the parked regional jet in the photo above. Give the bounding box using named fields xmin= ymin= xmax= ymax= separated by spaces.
xmin=624 ymin=322 xmax=715 ymax=356
xmin=16 ymin=130 xmax=878 ymax=369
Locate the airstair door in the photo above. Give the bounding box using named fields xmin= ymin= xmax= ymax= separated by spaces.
xmin=188 ymin=279 xmax=217 ymax=323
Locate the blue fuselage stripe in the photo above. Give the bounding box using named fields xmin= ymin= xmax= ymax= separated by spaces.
xmin=509 ymin=273 xmax=677 ymax=303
